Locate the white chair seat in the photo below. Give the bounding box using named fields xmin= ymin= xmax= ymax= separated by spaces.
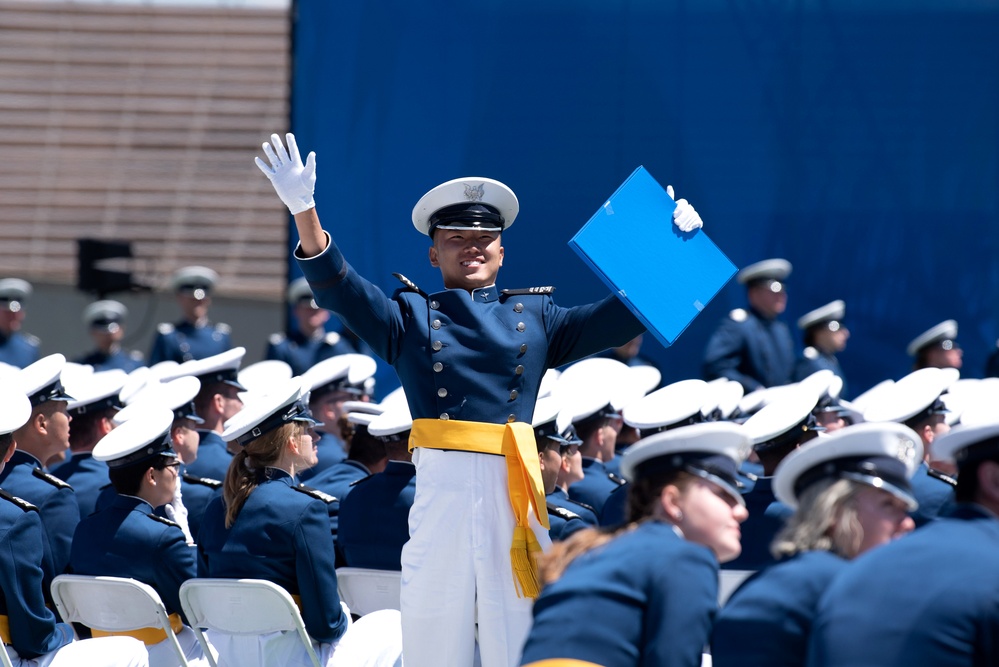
xmin=335 ymin=568 xmax=401 ymax=617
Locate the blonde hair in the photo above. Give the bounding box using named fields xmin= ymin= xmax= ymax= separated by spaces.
xmin=223 ymin=422 xmax=305 ymax=528
xmin=771 ymin=477 xmax=865 ymax=560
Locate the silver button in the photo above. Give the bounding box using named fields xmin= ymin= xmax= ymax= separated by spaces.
xmin=433 ymin=362 xmax=443 ymax=372
xmin=432 ymin=319 xmax=442 ymax=330
xmin=438 ymin=388 xmax=447 ymax=398
xmin=432 ymin=340 xmax=443 ymax=351
xmin=509 ymin=390 xmax=519 ymax=400
xmin=520 ymin=344 xmax=528 ymax=353
xmin=440 ymin=413 xmax=449 ymax=420
xmin=514 ymin=303 xmax=524 ymax=313
xmin=515 ymin=365 xmax=525 ymax=375
xmin=430 ymin=300 xmax=439 ymax=309
xmin=516 ymin=322 xmax=525 ymax=332
xmin=507 ymin=414 xmax=516 ymax=423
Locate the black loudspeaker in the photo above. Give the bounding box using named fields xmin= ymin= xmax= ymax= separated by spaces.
xmin=76 ymin=238 xmax=149 ymax=298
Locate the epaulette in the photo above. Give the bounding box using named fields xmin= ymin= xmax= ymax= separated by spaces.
xmin=33 ymin=467 xmax=72 ymax=490
xmin=128 ymin=350 xmax=145 ymax=361
xmin=546 ymin=502 xmax=580 ymax=521
xmin=0 ymin=489 xmax=38 ymax=513
xmin=293 ymin=484 xmax=338 ymax=504
xmin=323 ymin=331 xmax=342 ymax=346
xmin=145 ymin=513 xmax=181 ymax=529
xmin=348 ymin=474 xmax=374 ymax=488
xmin=570 ymin=498 xmax=597 ymax=513
xmin=927 ymin=467 xmax=958 ymax=488
xmin=25 ymin=333 xmax=41 ymax=346
xmin=803 ymin=346 xmax=819 ymax=360
xmin=182 ymin=473 xmax=222 ymax=489
xmin=608 ymin=472 xmax=627 ymax=486
xmin=729 ymin=308 xmax=748 ymax=322
xmin=500 ymin=286 xmax=555 ymax=298
xmin=157 ymin=322 xmax=175 ymax=335
xmin=269 ymin=333 xmax=286 ymax=346
xmin=392 ymin=273 xmax=428 ymax=299
xmin=215 ymin=322 xmax=232 ymax=335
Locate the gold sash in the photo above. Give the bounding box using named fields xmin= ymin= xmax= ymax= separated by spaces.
xmin=522 ymin=660 xmax=606 ymax=667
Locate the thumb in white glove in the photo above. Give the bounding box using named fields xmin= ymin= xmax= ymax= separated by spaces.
xmin=255 ymin=133 xmax=317 ymax=215
xmin=165 ymin=487 xmax=195 ymax=546
xmin=666 ymin=185 xmax=704 ymax=233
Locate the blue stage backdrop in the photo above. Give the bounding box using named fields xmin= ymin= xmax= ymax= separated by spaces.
xmin=290 ymin=0 xmax=999 ymax=398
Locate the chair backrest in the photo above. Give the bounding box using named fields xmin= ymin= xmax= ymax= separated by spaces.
xmin=178 ymin=578 xmax=320 ymax=667
xmin=0 ymin=640 xmax=15 ymax=667
xmin=718 ymin=569 xmax=755 ymax=606
xmin=335 ymin=567 xmax=401 ymax=616
xmin=50 ymin=574 xmax=189 ymax=666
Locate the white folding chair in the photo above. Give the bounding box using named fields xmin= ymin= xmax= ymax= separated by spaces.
xmin=178 ymin=578 xmax=320 ymax=667
xmin=335 ymin=567 xmax=402 ymax=616
xmin=717 ymin=569 xmax=755 ymax=606
xmin=50 ymin=574 xmax=190 ymax=666
xmin=0 ymin=639 xmax=15 ymax=667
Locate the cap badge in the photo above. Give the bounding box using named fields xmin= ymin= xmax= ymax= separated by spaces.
xmin=464 ymin=183 xmax=485 ymax=202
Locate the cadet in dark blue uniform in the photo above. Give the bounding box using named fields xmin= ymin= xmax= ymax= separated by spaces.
xmin=149 ymin=266 xmax=232 ymax=365
xmin=198 ymin=377 xmax=349 ymax=665
xmin=711 ymin=422 xmax=921 ymax=667
xmin=336 ymin=406 xmax=414 ymax=569
xmin=74 ymin=300 xmax=146 ymax=373
xmin=519 ymin=422 xmax=751 ymax=667
xmin=793 ymin=300 xmax=849 ymax=392
xmin=546 ymin=436 xmax=599 ymax=527
xmin=52 ymin=369 xmax=128 ymax=518
xmin=906 ymin=319 xmax=962 ymax=372
xmin=703 ymin=259 xmax=796 ymax=392
xmin=265 ymin=277 xmax=358 ymax=376
xmin=0 ymin=277 xmax=40 ymax=369
xmin=808 ymin=421 xmax=999 ymax=667
xmin=4 ymin=354 xmax=80 ymax=586
xmin=563 ymin=381 xmax=627 ymax=518
xmin=72 ymin=407 xmax=207 ymax=666
xmin=255 ymin=133 xmax=701 ymax=667
xmin=532 ymin=396 xmax=587 ymax=542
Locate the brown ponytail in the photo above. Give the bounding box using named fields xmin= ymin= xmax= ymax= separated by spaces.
xmin=223 ymin=422 xmax=304 ymax=528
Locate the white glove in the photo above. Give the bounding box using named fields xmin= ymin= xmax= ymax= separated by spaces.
xmin=667 ymin=185 xmax=703 ymax=233
xmin=255 ymin=133 xmax=317 ymax=215
xmin=165 ymin=486 xmax=195 ymax=545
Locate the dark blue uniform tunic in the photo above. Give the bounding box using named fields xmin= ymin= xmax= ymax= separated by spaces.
xmin=186 ymin=430 xmax=233 ymax=482
xmin=309 ymin=459 xmax=370 ymax=536
xmin=703 ymin=307 xmax=795 ymax=392
xmin=909 ymin=462 xmax=956 ymax=526
xmin=336 ymin=460 xmax=416 ymax=571
xmin=297 ymin=431 xmax=346 ymax=483
xmin=0 ymin=331 xmax=40 ymax=369
xmin=808 ymin=504 xmax=999 ymax=667
xmin=568 ymin=458 xmax=624 ymax=517
xmin=547 ymin=487 xmax=599 ymax=526
xmin=74 ymin=348 xmax=146 ymax=373
xmin=52 ymin=453 xmax=109 ymax=519
xmin=722 ymin=476 xmax=793 ymax=571
xmin=149 ymin=321 xmax=232 ymax=365
xmin=519 ymin=521 xmax=718 ymax=667
xmin=265 ymin=330 xmax=356 ymax=377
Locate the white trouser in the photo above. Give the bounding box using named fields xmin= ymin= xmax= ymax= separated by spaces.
xmin=401 ymin=448 xmax=551 ymax=667
xmin=148 ymin=627 xmax=212 ymax=667
xmin=8 ymin=636 xmax=149 ymax=667
xmin=328 ymin=610 xmax=402 ymax=667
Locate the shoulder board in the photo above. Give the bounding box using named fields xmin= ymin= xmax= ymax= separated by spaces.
xmin=25 ymin=333 xmax=41 ymax=346
xmin=182 ymin=473 xmax=223 ymax=489
xmin=570 ymin=498 xmax=597 ymax=513
xmin=0 ymin=489 xmax=38 ymax=513
xmin=215 ymin=323 xmax=232 ymax=335
xmin=500 ymin=286 xmax=555 ymax=297
xmin=269 ymin=333 xmax=286 ymax=345
xmin=546 ymin=502 xmax=579 ymax=521
xmin=293 ymin=484 xmax=338 ymax=504
xmin=607 ymin=472 xmax=627 ymax=486
xmin=323 ymin=331 xmax=342 ymax=346
xmin=157 ymin=322 xmax=175 ymax=335
xmin=33 ymin=468 xmax=72 ymax=490
xmin=927 ymin=467 xmax=958 ymax=488
xmin=803 ymin=346 xmax=819 ymax=360
xmin=145 ymin=513 xmax=181 ymax=529
xmin=348 ymin=474 xmax=374 ymax=488
xmin=392 ymin=273 xmax=428 ymax=299
xmin=128 ymin=350 xmax=145 ymax=361
xmin=729 ymin=308 xmax=748 ymax=322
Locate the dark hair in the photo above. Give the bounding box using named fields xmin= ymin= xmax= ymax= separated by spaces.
xmin=108 ymin=455 xmax=175 ymax=496
xmin=223 ymin=422 xmax=304 ymax=528
xmin=345 ymin=424 xmax=387 ymax=468
xmin=194 ymin=381 xmax=230 ymax=417
xmin=0 ymin=432 xmax=13 ymax=452
xmin=68 ymin=407 xmax=117 ymax=451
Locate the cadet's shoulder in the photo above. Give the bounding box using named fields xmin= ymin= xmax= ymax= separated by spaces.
xmin=23 ymin=333 xmax=41 ymax=347
xmin=144 ymin=512 xmax=181 ymax=529
xmin=33 ymin=467 xmax=73 ymax=491
xmin=348 ymin=474 xmax=375 ymax=488
xmin=182 ymin=473 xmax=223 ymax=490
xmin=269 ymin=333 xmax=286 ymax=346
xmin=293 ymin=484 xmax=338 ymax=504
xmin=322 ymin=331 xmax=342 ymax=346
xmin=728 ymin=308 xmax=749 ymax=323
xmin=214 ymin=322 xmax=232 ymax=335
xmin=0 ymin=489 xmax=38 ymax=513
xmin=803 ymin=346 xmax=819 ymax=360
xmin=547 ymin=502 xmax=580 ymax=521
xmin=157 ymin=322 xmax=176 ymax=335
xmin=127 ymin=350 xmax=145 ymax=362
xmin=500 ymin=286 xmax=555 ymax=299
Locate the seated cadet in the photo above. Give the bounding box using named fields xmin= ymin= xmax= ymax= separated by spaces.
xmin=601 ymin=378 xmax=713 ymax=526
xmin=266 ymin=277 xmax=358 ymax=376
xmin=71 ymin=407 xmax=208 ymax=667
xmin=3 ymin=354 xmax=80 ymax=586
xmin=150 ymin=266 xmax=232 ymax=365
xmin=75 ymin=300 xmax=146 ymax=373
xmin=113 ymin=376 xmax=216 ymax=543
xmin=160 ymin=348 xmax=246 ymax=482
xmin=336 ymin=405 xmax=415 ymax=569
xmin=703 ymin=259 xmax=796 ymax=392
xmin=862 ymin=367 xmax=957 ymax=525
xmin=602 ymin=364 xmax=661 ymax=478
xmin=0 ymin=277 xmax=40 ymax=369
xmin=532 ymin=396 xmax=587 ymax=542
xmin=545 ymin=420 xmax=598 ymax=527
xmin=198 ymin=377 xmax=350 ymax=666
xmin=52 ymin=369 xmax=128 ymax=518
xmin=299 ymin=354 xmax=378 ymax=482
xmin=711 ymin=422 xmax=921 ymax=667
xmin=793 ymin=300 xmax=849 ymax=391
xmin=0 ymin=385 xmax=150 ymax=667
xmin=723 ymin=390 xmax=823 ymax=571
xmin=519 ymin=422 xmax=751 ymax=667
xmin=907 ymin=319 xmax=962 ymax=371
xmin=808 ymin=420 xmax=999 ymax=666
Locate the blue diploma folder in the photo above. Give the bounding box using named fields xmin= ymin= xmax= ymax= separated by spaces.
xmin=569 ymin=166 xmax=736 ymax=347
